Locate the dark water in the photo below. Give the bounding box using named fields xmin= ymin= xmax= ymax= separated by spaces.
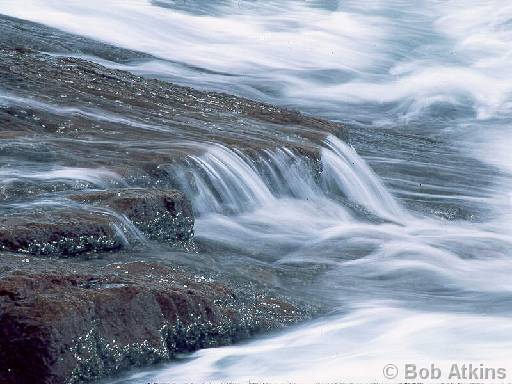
xmin=2 ymin=0 xmax=512 ymax=381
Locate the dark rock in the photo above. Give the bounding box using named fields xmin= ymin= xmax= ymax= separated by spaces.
xmin=0 ymin=260 xmax=307 ymax=384
xmin=68 ymin=188 xmax=195 ymax=250
xmin=0 ymin=188 xmax=195 ymax=257
xmin=0 ymin=14 xmax=151 ymax=63
xmin=0 ymin=14 xmax=331 ymax=383
xmin=0 ymin=18 xmax=347 ymax=230
xmin=0 ymin=16 xmax=347 ymax=180
xmin=0 ymin=209 xmax=124 ymax=257
xmin=0 ymin=179 xmax=97 ymax=203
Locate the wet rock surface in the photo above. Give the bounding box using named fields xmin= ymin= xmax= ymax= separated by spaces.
xmin=0 ymin=208 xmax=125 ymax=257
xmin=0 ymin=14 xmax=346 ymax=252
xmin=0 ymin=255 xmax=311 ymax=384
xmin=0 ymin=15 xmax=346 ymax=258
xmin=0 ymin=47 xmax=344 ymax=173
xmin=68 ymin=188 xmax=195 ymax=250
xmin=0 ymin=13 xmax=335 ymax=384
xmin=0 ymin=14 xmax=152 ymax=63
xmin=0 ymin=188 xmax=195 ymax=257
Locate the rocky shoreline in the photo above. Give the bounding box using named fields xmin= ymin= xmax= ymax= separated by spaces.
xmin=0 ymin=253 xmax=311 ymax=384
xmin=0 ymin=15 xmax=345 ymax=384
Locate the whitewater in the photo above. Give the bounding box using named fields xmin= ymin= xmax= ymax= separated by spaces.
xmin=2 ymin=0 xmax=512 ymax=382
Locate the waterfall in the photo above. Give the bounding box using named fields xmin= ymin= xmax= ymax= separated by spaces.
xmin=321 ymin=135 xmax=408 ymax=222
xmin=170 ymin=135 xmax=406 ymax=223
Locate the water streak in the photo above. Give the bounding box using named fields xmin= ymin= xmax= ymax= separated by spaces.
xmin=2 ymin=0 xmax=512 ymax=382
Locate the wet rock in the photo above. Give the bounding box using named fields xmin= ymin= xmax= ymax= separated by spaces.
xmin=0 ymin=14 xmax=151 ymax=63
xmin=0 ymin=48 xmax=344 ymax=156
xmin=0 ymin=14 xmax=328 ymax=384
xmin=0 ymin=179 xmax=97 ymax=203
xmin=0 ymin=188 xmax=195 ymax=256
xmin=0 ymin=14 xmax=347 ymax=176
xmin=0 ymin=259 xmax=307 ymax=384
xmin=0 ymin=209 xmax=125 ymax=257
xmin=68 ymin=188 xmax=195 ymax=250
xmin=0 ymin=16 xmax=347 ymax=225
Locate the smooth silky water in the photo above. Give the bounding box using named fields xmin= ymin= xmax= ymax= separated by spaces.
xmin=1 ymin=0 xmax=512 ymax=381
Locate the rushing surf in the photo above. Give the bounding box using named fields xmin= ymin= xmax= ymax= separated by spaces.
xmin=1 ymin=0 xmax=512 ymax=382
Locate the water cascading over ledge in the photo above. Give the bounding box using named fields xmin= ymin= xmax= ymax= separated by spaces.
xmin=0 ymin=24 xmax=351 ymax=384
xmin=165 ymin=135 xmax=407 ymax=223
xmin=2 ymin=2 xmax=512 ymax=384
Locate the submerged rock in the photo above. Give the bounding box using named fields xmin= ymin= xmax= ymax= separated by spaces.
xmin=0 ymin=258 xmax=308 ymax=384
xmin=68 ymin=188 xmax=195 ymax=250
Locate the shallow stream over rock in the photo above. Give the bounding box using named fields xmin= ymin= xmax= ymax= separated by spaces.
xmin=1 ymin=2 xmax=512 ymax=383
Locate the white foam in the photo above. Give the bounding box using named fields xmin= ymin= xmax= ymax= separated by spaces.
xmin=3 ymin=0 xmax=511 ymax=122
xmin=0 ymin=0 xmax=387 ymax=73
xmin=3 ymin=1 xmax=512 ymax=380
xmin=322 ymin=135 xmax=408 ymax=222
xmin=125 ymin=304 xmax=512 ymax=383
xmin=0 ymin=167 xmax=125 ymax=187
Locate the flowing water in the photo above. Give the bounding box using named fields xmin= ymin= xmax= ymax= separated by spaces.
xmin=2 ymin=0 xmax=512 ymax=381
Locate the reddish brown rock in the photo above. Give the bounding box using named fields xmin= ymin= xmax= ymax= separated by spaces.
xmin=0 ymin=209 xmax=124 ymax=257
xmin=68 ymin=188 xmax=194 ymax=250
xmin=0 ymin=260 xmax=306 ymax=384
xmin=0 ymin=188 xmax=195 ymax=257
